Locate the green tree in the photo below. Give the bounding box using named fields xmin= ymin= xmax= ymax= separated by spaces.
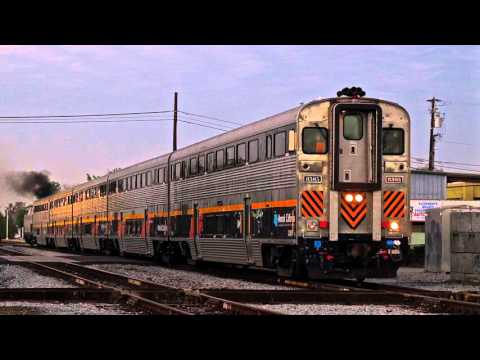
xmin=15 ymin=207 xmax=28 ymax=229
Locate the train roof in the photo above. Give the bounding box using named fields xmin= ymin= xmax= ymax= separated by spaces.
xmin=33 ymin=96 xmax=410 ymax=204
xmin=35 ymin=105 xmax=301 ymax=203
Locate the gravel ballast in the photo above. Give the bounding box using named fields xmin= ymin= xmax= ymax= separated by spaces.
xmin=369 ymin=267 xmax=480 ymax=292
xmin=0 ymin=264 xmax=74 ymax=288
xmin=1 ymin=245 xmax=79 ymax=257
xmin=89 ymin=264 xmax=293 ymax=290
xmin=251 ymin=304 xmax=437 ymax=315
xmin=0 ymin=301 xmax=141 ymax=315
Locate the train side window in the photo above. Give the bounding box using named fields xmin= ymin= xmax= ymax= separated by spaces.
xmin=251 ymin=207 xmax=296 ymax=239
xmin=248 ymin=140 xmax=259 ymax=163
xmin=216 ymin=149 xmax=224 ymax=170
xmin=226 ymin=146 xmax=235 ymax=167
xmin=118 ymin=179 xmax=124 ymax=192
xmin=198 ymin=155 xmax=205 ymax=174
xmin=383 ymin=128 xmax=405 ymax=155
xmin=109 ymin=181 xmax=117 ymax=194
xmin=190 ymin=157 xmax=198 ymax=175
xmin=159 ymin=168 xmax=165 ymax=183
xmin=302 ymin=127 xmax=328 ymax=154
xmin=202 ymin=212 xmax=242 ymax=239
xmin=236 ymin=143 xmax=246 ymax=165
xmin=100 ymin=184 xmax=107 ymax=197
xmin=207 ymin=152 xmax=215 ymax=173
xmin=274 ymin=132 xmax=286 ymax=157
xmin=344 ymin=114 xmax=363 ymax=140
xmin=147 ymin=171 xmax=152 ymax=186
xmin=175 ymin=162 xmax=182 ymax=180
xmin=266 ymin=135 xmax=272 ymax=159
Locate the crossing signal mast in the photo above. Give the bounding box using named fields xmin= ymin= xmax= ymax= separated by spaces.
xmin=427 ymin=97 xmax=445 ymax=170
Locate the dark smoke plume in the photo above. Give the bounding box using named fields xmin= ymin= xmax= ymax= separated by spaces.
xmin=5 ymin=171 xmax=61 ymax=199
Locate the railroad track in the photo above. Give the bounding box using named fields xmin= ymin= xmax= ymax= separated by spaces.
xmin=277 ymin=278 xmax=480 ymax=314
xmin=0 ymin=246 xmax=280 ymax=315
xmin=2 ymin=244 xmax=480 ymax=314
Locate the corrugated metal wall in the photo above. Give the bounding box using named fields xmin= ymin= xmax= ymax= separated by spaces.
xmin=411 ymin=172 xmax=446 ymax=200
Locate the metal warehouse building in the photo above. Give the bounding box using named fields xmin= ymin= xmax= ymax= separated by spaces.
xmin=410 ymin=169 xmax=480 ymax=247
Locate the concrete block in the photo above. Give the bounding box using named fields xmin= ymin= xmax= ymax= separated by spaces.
xmin=425 ymin=229 xmax=442 ymax=272
xmin=474 ymin=254 xmax=480 ymax=274
xmin=451 ymin=253 xmax=475 ymax=274
xmin=451 ymin=233 xmax=467 ymax=253
xmin=472 ymin=212 xmax=480 ymax=232
xmin=452 ymin=233 xmax=480 ymax=253
xmin=451 ymin=212 xmax=472 ymax=233
xmin=450 ymin=272 xmax=466 ymax=282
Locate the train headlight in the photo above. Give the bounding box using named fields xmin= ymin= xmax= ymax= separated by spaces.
xmin=389 ymin=221 xmax=400 ymax=232
xmin=345 ymin=194 xmax=354 ymax=202
xmin=354 ymin=194 xmax=363 ymax=202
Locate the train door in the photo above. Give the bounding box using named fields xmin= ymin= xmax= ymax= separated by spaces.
xmin=333 ymin=104 xmax=381 ymax=237
xmin=244 ymin=196 xmax=253 ymax=263
xmin=192 ymin=203 xmax=200 ymax=259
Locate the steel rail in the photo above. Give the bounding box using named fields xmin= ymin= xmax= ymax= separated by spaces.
xmin=4 ymin=245 xmax=479 ymax=314
xmin=0 ymin=247 xmax=280 ymax=315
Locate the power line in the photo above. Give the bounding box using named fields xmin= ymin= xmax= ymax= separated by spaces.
xmin=0 ymin=110 xmax=173 ymax=119
xmin=412 ymin=157 xmax=480 ymax=167
xmin=178 ymin=119 xmax=228 ymax=132
xmin=178 ymin=110 xmax=243 ymax=126
xmin=0 ymin=117 xmax=175 ymax=124
xmin=178 ymin=116 xmax=236 ymax=130
xmin=0 ymin=113 xmax=170 ymax=121
xmin=0 ymin=117 xmax=231 ymax=132
xmin=412 ymin=160 xmax=480 ymax=173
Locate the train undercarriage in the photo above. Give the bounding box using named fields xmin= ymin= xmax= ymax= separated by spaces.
xmin=24 ymin=234 xmax=407 ymax=282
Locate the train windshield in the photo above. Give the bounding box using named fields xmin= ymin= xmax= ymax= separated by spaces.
xmin=383 ymin=128 xmax=404 ymax=155
xmin=343 ymin=114 xmax=363 ymax=140
xmin=302 ymin=127 xmax=328 ymax=154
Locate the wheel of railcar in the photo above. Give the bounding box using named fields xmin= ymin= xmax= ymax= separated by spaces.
xmin=355 ymin=275 xmax=366 ymax=284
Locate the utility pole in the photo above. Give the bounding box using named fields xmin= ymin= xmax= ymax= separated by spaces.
xmin=427 ymin=97 xmax=442 ymax=170
xmin=173 ymin=92 xmax=178 ymax=151
xmin=166 ymin=92 xmax=178 ymax=263
xmin=5 ymin=207 xmax=9 ymax=241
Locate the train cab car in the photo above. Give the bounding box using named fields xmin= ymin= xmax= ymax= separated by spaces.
xmin=25 ymin=87 xmax=411 ymax=281
xmin=296 ymin=88 xmax=410 ymax=280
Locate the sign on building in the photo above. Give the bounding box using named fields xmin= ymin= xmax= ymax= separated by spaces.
xmin=410 ymin=200 xmax=442 ymax=222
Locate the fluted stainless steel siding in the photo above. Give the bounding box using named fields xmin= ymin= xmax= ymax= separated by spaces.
xmin=411 ymin=172 xmax=446 ymax=200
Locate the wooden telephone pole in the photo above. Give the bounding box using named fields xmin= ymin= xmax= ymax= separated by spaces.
xmin=167 ymin=92 xmax=178 ymax=250
xmin=173 ymin=92 xmax=178 ymax=151
xmin=427 ymin=97 xmax=442 ymax=170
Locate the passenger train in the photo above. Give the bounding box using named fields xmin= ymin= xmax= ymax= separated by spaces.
xmin=24 ymin=88 xmax=411 ymax=281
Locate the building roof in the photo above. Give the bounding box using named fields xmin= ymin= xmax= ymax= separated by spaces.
xmin=411 ymin=169 xmax=480 ymax=183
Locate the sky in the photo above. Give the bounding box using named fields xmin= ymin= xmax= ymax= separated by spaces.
xmin=0 ymin=45 xmax=479 ymax=207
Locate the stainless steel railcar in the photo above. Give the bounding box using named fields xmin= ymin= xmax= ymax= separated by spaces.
xmin=24 ymin=89 xmax=411 ymax=280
